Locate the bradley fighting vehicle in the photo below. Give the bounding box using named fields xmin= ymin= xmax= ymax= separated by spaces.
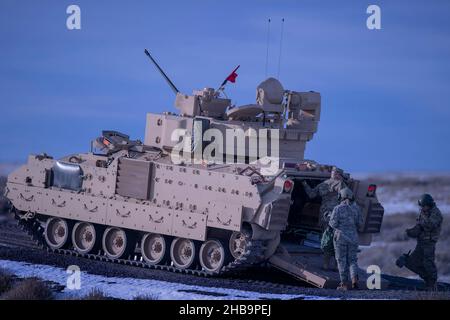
xmin=4 ymin=50 xmax=384 ymax=288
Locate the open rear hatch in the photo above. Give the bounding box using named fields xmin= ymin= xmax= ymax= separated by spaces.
xmin=269 ymin=241 xmax=389 ymax=289
xmin=272 ymin=166 xmax=386 ymax=288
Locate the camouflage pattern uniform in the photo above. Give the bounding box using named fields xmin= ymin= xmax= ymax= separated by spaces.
xmin=302 ymin=177 xmax=347 ymax=231
xmin=329 ymin=199 xmax=363 ymax=286
xmin=405 ymin=206 xmax=443 ymax=288
xmin=302 ymin=167 xmax=346 ymax=260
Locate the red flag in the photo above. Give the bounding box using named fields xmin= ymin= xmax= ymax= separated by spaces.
xmin=220 ymin=65 xmax=240 ymax=87
xmin=226 ymin=70 xmax=238 ymax=83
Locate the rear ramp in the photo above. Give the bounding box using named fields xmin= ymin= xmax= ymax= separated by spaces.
xmin=269 ymin=241 xmax=389 ymax=289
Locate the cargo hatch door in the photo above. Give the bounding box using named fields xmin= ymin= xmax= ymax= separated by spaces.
xmin=269 ymin=241 xmax=389 ymax=289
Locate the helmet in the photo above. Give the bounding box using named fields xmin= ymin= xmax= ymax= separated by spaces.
xmin=331 ymin=166 xmax=344 ymax=181
xmin=331 ymin=166 xmax=344 ymax=175
xmin=418 ymin=194 xmax=435 ymax=208
xmin=339 ymin=188 xmax=354 ymax=201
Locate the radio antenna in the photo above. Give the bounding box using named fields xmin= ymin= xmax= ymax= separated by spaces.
xmin=265 ymin=18 xmax=271 ymax=78
xmin=277 ymin=18 xmax=285 ymax=79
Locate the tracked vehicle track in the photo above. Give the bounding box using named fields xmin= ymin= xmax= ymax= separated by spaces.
xmin=0 ymin=220 xmax=306 ymax=293
xmin=12 ymin=207 xmax=267 ymax=278
xmin=4 ymin=219 xmax=450 ymax=300
xmin=3 ymin=211 xmax=450 ymax=299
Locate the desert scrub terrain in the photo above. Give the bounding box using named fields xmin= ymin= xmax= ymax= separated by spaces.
xmin=71 ymin=288 xmax=115 ymax=300
xmin=0 ymin=268 xmax=53 ymax=300
xmin=0 ymin=268 xmax=14 ymax=295
xmin=362 ymin=173 xmax=450 ymax=215
xmin=1 ymin=277 xmax=54 ymax=300
xmin=0 ymin=268 xmax=117 ymax=300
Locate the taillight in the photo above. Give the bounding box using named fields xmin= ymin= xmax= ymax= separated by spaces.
xmin=367 ymin=184 xmax=377 ymax=197
xmin=283 ymin=179 xmax=294 ymax=193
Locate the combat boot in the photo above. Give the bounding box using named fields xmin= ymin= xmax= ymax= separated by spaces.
xmin=337 ymin=282 xmax=348 ymax=291
xmin=351 ymin=276 xmax=359 ymax=290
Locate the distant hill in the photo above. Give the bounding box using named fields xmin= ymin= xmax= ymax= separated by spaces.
xmin=0 ymin=163 xmax=21 ymax=176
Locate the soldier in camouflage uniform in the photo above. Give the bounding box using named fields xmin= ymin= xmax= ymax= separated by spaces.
xmin=403 ymin=194 xmax=443 ymax=290
xmin=329 ymin=188 xmax=363 ymax=290
xmin=302 ymin=167 xmax=347 ymax=270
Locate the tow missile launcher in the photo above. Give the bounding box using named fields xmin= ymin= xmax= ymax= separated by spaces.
xmin=5 ymin=50 xmax=384 ymax=288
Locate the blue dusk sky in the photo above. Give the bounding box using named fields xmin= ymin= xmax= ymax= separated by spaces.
xmin=1 ymin=0 xmax=449 ymax=172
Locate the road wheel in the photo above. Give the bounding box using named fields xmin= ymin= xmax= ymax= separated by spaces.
xmin=72 ymin=222 xmax=100 ymax=254
xmin=170 ymin=238 xmax=197 ymax=269
xmin=44 ymin=217 xmax=71 ymax=249
xmin=102 ymin=227 xmax=134 ymax=259
xmin=229 ymin=228 xmax=251 ymax=259
xmin=199 ymin=239 xmax=226 ymax=274
xmin=141 ymin=233 xmax=169 ymax=265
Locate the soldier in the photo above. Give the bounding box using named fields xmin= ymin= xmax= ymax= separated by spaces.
xmin=402 ymin=194 xmax=443 ymax=291
xmin=301 ymin=166 xmax=347 ymax=270
xmin=329 ymin=188 xmax=363 ymax=290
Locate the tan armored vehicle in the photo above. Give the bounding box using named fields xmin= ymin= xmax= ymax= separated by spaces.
xmin=4 ymin=50 xmax=384 ymax=288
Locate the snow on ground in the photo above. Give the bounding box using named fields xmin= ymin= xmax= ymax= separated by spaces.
xmin=352 ymin=172 xmax=450 ymax=181
xmin=352 ymin=172 xmax=450 ymax=215
xmin=376 ymin=186 xmax=450 ymax=215
xmin=0 ymin=259 xmax=329 ymax=300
